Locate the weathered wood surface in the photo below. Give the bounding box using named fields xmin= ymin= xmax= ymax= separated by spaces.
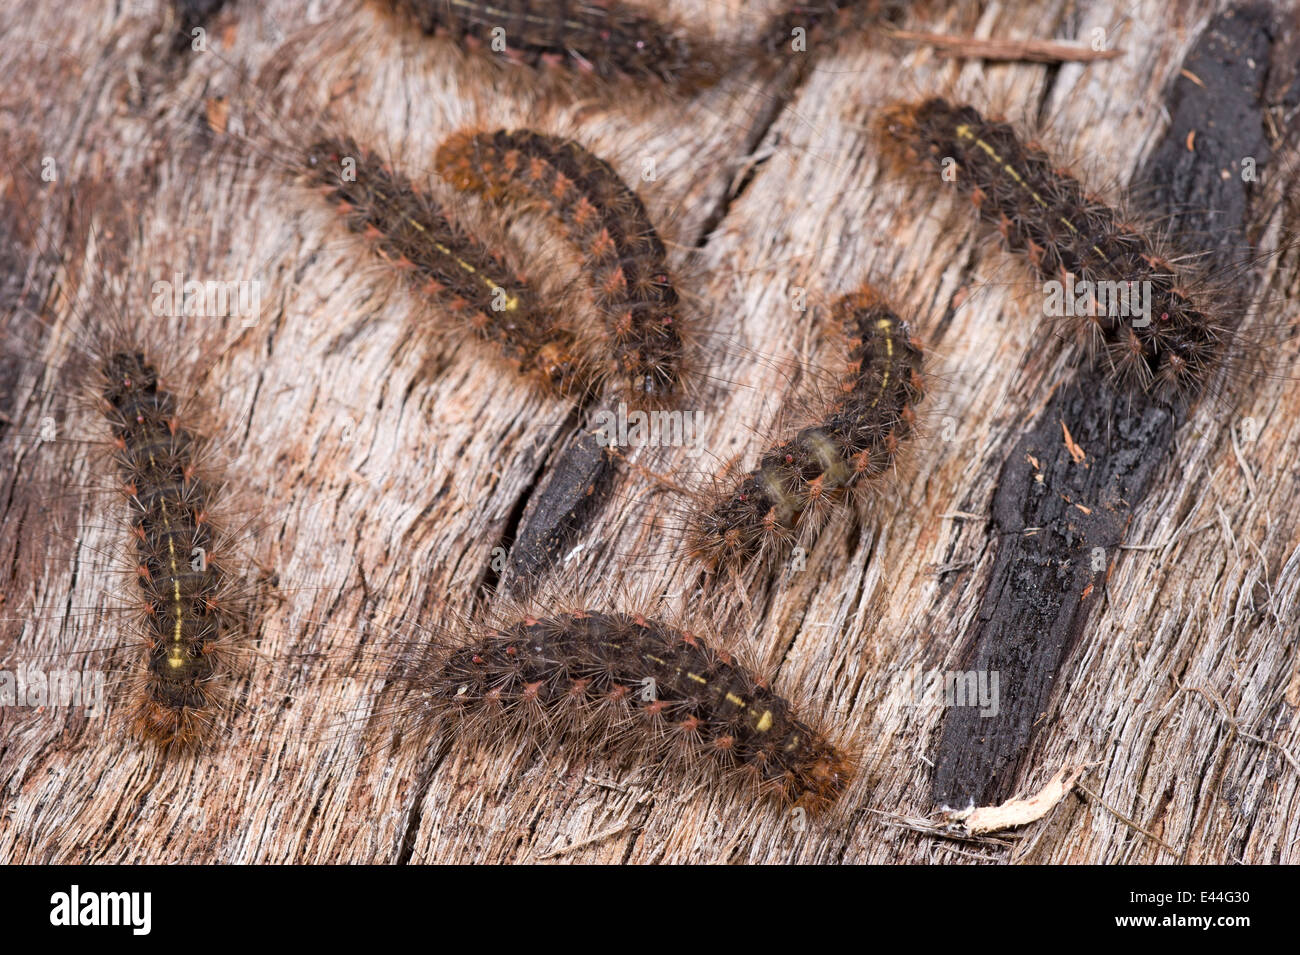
xmin=1 ymin=0 xmax=1298 ymax=864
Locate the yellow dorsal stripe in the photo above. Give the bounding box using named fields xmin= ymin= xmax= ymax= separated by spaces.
xmin=867 ymin=316 xmax=896 ymax=410
xmin=954 ymin=123 xmax=1114 ymax=267
xmin=641 ymin=650 xmax=748 ymax=708
xmin=368 ymin=185 xmax=521 ymax=311
xmin=427 ymin=232 xmax=520 ymax=312
xmin=146 ymin=446 xmax=186 ymax=670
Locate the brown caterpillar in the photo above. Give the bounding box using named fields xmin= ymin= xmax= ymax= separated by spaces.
xmin=758 ymin=0 xmax=902 ymax=58
xmin=384 ymin=607 xmax=852 ymax=813
xmin=371 ymin=0 xmax=730 ymax=93
xmin=877 ymin=98 xmax=1234 ymax=400
xmin=688 ymin=285 xmax=925 ymax=573
xmin=0 ymin=56 xmax=320 ymax=761
xmin=97 ymin=344 xmax=245 ymax=749
xmin=434 ymin=127 xmax=686 ymax=402
xmin=299 ymin=133 xmax=597 ymax=400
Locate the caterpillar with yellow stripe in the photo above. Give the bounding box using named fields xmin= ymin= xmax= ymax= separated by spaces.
xmin=0 ymin=114 xmax=290 ymax=753
xmin=300 ymin=134 xmax=597 ymax=400
xmin=98 ymin=345 xmax=244 ymax=749
xmin=688 ymin=285 xmax=925 ymax=574
xmin=878 ymin=98 xmax=1232 ymax=401
xmin=390 ymin=607 xmax=852 ymax=813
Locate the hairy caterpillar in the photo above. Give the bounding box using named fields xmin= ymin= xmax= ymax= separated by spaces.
xmin=877 ymin=97 xmax=1237 ymax=401
xmin=688 ymin=285 xmax=925 ymax=573
xmin=370 ymin=0 xmax=731 ymax=93
xmin=758 ymin=0 xmax=902 ymax=58
xmin=0 ymin=292 xmax=253 ymax=754
xmin=0 ymin=144 xmax=273 ymax=755
xmin=97 ymin=345 xmax=245 ymax=748
xmin=378 ymin=606 xmax=852 ymax=813
xmin=435 ymin=127 xmax=686 ymax=402
xmin=299 ymin=133 xmax=597 ymax=399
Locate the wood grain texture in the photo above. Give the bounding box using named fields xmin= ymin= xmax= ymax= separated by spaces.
xmin=1 ymin=0 xmax=1298 ymax=864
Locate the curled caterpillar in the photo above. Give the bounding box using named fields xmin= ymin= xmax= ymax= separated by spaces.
xmin=302 ymin=134 xmax=595 ymax=399
xmin=435 ymin=128 xmax=685 ymax=401
xmin=878 ymin=98 xmax=1228 ymax=399
xmin=689 ymin=285 xmax=925 ymax=573
xmin=99 ymin=347 xmax=242 ymax=749
xmin=394 ymin=609 xmax=851 ymax=813
xmin=372 ymin=0 xmax=729 ymax=92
